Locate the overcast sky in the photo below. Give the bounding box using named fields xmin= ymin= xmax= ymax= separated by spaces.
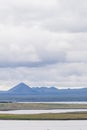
xmin=0 ymin=0 xmax=87 ymax=90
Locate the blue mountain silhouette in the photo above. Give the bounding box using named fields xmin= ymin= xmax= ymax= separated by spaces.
xmin=8 ymin=83 xmax=35 ymax=94
xmin=0 ymin=83 xmax=87 ymax=102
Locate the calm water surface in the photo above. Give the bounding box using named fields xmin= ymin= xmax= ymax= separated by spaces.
xmin=0 ymin=109 xmax=87 ymax=114
xmin=0 ymin=120 xmax=87 ymax=130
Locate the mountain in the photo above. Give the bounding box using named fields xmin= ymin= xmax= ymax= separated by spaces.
xmin=7 ymin=83 xmax=59 ymax=95
xmin=8 ymin=83 xmax=34 ymax=94
xmin=32 ymin=86 xmax=58 ymax=94
xmin=0 ymin=83 xmax=87 ymax=102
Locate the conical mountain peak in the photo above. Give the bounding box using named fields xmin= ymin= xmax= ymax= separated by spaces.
xmin=8 ymin=82 xmax=32 ymax=93
xmin=17 ymin=82 xmax=29 ymax=87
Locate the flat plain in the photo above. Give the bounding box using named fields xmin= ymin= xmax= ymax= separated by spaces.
xmin=0 ymin=102 xmax=87 ymax=110
xmin=0 ymin=102 xmax=87 ymax=120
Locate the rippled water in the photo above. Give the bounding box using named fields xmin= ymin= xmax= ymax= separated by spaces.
xmin=0 ymin=120 xmax=87 ymax=130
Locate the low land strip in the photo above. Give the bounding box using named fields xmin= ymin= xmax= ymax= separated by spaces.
xmin=0 ymin=103 xmax=87 ymax=120
xmin=0 ymin=102 xmax=87 ymax=110
xmin=0 ymin=112 xmax=87 ymax=120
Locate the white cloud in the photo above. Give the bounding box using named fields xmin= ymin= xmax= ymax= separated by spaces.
xmin=0 ymin=0 xmax=87 ymax=89
xmin=43 ymin=0 xmax=87 ymax=32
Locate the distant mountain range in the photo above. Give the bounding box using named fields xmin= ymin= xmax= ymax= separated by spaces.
xmin=0 ymin=82 xmax=87 ymax=102
xmin=7 ymin=83 xmax=58 ymax=94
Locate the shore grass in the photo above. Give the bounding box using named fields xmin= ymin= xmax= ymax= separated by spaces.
xmin=0 ymin=112 xmax=87 ymax=120
xmin=0 ymin=102 xmax=87 ymax=110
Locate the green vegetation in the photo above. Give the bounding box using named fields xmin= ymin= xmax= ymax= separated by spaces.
xmin=0 ymin=102 xmax=87 ymax=110
xmin=0 ymin=112 xmax=87 ymax=120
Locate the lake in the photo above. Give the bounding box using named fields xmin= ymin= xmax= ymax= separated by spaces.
xmin=19 ymin=101 xmax=87 ymax=104
xmin=0 ymin=120 xmax=87 ymax=130
xmin=0 ymin=109 xmax=87 ymax=114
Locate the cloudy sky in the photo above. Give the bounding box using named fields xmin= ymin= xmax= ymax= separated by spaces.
xmin=0 ymin=0 xmax=87 ymax=90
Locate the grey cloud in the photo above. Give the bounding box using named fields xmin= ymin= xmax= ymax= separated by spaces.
xmin=0 ymin=52 xmax=66 ymax=68
xmin=0 ymin=62 xmax=87 ymax=89
xmin=0 ymin=24 xmax=70 ymax=68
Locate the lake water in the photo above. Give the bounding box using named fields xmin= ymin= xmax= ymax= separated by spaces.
xmin=19 ymin=101 xmax=87 ymax=104
xmin=0 ymin=120 xmax=87 ymax=130
xmin=0 ymin=109 xmax=87 ymax=114
xmin=0 ymin=102 xmax=87 ymax=130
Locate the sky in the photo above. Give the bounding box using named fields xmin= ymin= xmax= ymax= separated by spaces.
xmin=0 ymin=0 xmax=87 ymax=90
